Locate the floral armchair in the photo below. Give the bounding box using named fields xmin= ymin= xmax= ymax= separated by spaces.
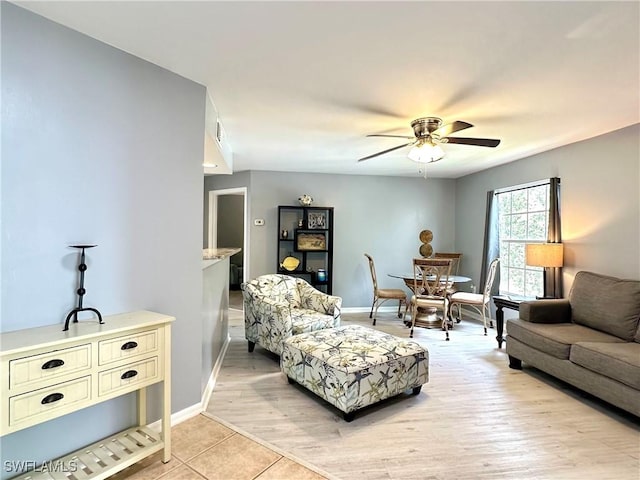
xmin=241 ymin=274 xmax=342 ymax=355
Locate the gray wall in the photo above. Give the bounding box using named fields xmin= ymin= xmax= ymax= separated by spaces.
xmin=202 ymin=260 xmax=229 ymax=391
xmin=455 ymin=124 xmax=640 ymax=294
xmin=1 ymin=4 xmax=204 ymax=475
xmin=208 ymin=171 xmax=457 ymax=307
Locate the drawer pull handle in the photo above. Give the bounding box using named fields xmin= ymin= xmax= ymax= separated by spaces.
xmin=121 ymin=341 xmax=138 ymax=350
xmin=42 ymin=359 xmax=65 ymax=370
xmin=121 ymin=370 xmax=138 ymax=380
xmin=41 ymin=393 xmax=64 ymax=404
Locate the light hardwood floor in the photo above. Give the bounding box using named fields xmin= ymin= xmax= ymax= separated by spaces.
xmin=207 ymin=303 xmax=640 ymax=480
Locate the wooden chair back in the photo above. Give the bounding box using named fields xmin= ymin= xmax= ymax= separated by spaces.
xmin=364 ymin=253 xmax=379 ymax=294
xmin=482 ymin=258 xmax=500 ymax=299
xmin=412 ymin=258 xmax=452 ymax=298
xmin=434 ymin=252 xmax=463 ymax=275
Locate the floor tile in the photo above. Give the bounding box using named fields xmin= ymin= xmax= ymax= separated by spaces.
xmin=159 ymin=464 xmax=207 ymax=480
xmin=108 ymin=453 xmax=182 ymax=480
xmin=255 ymin=457 xmax=328 ymax=480
xmin=187 ymin=433 xmax=282 ymax=480
xmin=171 ymin=414 xmax=235 ymax=462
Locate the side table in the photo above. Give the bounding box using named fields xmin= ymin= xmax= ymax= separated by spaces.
xmin=493 ymin=295 xmax=534 ymax=348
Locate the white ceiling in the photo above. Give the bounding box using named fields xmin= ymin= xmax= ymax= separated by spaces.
xmin=16 ymin=1 xmax=640 ymax=178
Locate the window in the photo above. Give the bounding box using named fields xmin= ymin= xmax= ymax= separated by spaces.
xmin=496 ymin=182 xmax=549 ymax=297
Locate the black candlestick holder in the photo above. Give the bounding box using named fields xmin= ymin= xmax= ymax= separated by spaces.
xmin=63 ymin=244 xmax=103 ymax=331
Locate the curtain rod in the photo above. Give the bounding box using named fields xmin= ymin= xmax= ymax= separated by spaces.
xmin=494 ymin=177 xmax=559 ymax=196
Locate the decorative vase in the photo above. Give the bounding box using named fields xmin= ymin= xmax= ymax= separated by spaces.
xmin=298 ymin=194 xmax=313 ymax=206
xmin=317 ymin=269 xmax=327 ymax=282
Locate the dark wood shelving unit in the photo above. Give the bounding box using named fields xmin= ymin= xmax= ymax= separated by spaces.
xmin=277 ymin=205 xmax=334 ymax=294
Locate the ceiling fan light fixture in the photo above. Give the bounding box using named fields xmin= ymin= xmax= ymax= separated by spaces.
xmin=359 ymin=117 xmax=499 ymax=164
xmin=407 ymin=143 xmax=445 ymax=163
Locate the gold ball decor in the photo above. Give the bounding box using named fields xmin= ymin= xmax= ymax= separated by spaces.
xmin=419 ymin=230 xmax=433 ymax=243
xmin=419 ymin=229 xmax=433 ymax=257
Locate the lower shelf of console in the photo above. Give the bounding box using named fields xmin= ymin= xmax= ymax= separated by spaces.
xmin=13 ymin=426 xmax=166 ymax=480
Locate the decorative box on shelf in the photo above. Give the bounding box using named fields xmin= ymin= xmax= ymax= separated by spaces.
xmin=295 ymin=230 xmax=328 ymax=252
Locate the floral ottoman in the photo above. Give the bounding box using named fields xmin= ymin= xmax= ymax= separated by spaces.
xmin=281 ymin=324 xmax=429 ymax=421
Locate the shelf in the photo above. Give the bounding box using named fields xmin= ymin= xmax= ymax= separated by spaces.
xmin=278 ymin=205 xmax=333 ymax=295
xmin=12 ymin=426 xmax=164 ymax=480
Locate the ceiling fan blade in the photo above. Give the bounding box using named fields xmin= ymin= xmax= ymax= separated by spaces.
xmin=366 ymin=134 xmax=415 ymax=139
xmin=443 ymin=136 xmax=501 ymax=147
xmin=432 ymin=121 xmax=473 ymax=137
xmin=358 ymin=142 xmax=415 ymax=162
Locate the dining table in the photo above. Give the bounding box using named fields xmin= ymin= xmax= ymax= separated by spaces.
xmin=388 ymin=273 xmax=472 ymax=284
xmin=387 ymin=272 xmax=472 ymax=327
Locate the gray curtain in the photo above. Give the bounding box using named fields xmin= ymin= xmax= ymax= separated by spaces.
xmin=480 ymin=190 xmax=500 ymax=296
xmin=546 ymin=177 xmax=562 ymax=298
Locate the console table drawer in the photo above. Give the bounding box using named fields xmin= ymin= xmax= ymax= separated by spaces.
xmin=9 ymin=344 xmax=92 ymax=390
xmin=99 ymin=330 xmax=158 ymax=365
xmin=98 ymin=357 xmax=159 ymax=396
xmin=9 ymin=376 xmax=91 ymax=427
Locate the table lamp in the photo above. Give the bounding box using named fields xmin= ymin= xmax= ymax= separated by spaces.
xmin=525 ymin=243 xmax=564 ymax=299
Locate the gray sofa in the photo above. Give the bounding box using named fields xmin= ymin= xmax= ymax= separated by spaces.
xmin=506 ymin=271 xmax=640 ymax=417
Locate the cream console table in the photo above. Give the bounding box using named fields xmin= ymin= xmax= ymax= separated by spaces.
xmin=0 ymin=311 xmax=174 ymax=479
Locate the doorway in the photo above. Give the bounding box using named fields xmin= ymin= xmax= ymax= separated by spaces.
xmin=208 ymin=187 xmax=249 ymax=287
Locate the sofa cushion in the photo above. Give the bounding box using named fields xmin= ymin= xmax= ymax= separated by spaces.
xmin=570 ymin=342 xmax=640 ymax=390
xmin=291 ymin=309 xmax=336 ymax=335
xmin=570 ymin=271 xmax=640 ymax=341
xmin=507 ymin=319 xmax=625 ymax=360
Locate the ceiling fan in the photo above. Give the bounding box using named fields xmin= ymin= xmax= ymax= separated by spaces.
xmin=358 ymin=117 xmax=500 ymax=163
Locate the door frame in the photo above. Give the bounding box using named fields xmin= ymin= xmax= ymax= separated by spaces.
xmin=208 ymin=187 xmax=249 ymax=282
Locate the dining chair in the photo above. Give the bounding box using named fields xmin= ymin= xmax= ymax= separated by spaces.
xmin=433 ymin=252 xmax=463 ymax=294
xmin=434 ymin=252 xmax=463 ymax=275
xmin=364 ymin=253 xmax=408 ymax=326
xmin=448 ymin=258 xmax=500 ymax=335
xmin=409 ymin=257 xmax=453 ymax=340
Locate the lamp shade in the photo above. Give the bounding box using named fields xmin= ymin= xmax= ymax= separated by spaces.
xmin=407 ymin=144 xmax=445 ymax=163
xmin=525 ymin=243 xmax=564 ymax=268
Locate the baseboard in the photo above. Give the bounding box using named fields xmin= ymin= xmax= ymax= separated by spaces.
xmin=341 ymin=306 xmax=400 ymax=313
xmin=341 ymin=305 xmax=495 ymax=326
xmin=201 ymin=333 xmax=231 ymax=409
xmin=451 ymin=306 xmax=495 ymax=325
xmin=146 ymin=334 xmax=231 ymax=432
xmin=147 ymin=403 xmax=202 ymax=432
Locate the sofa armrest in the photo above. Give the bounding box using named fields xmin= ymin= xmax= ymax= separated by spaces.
xmin=241 ymin=287 xmax=294 ymax=333
xmin=519 ymin=299 xmax=571 ymax=323
xmin=297 ymin=282 xmax=342 ymax=317
xmin=322 ymin=294 xmax=342 ymax=323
